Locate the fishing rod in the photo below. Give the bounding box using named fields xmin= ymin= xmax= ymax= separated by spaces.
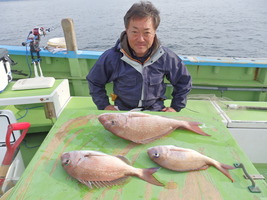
xmin=21 ymin=27 xmax=52 ymax=78
xmin=22 ymin=27 xmax=51 ymax=62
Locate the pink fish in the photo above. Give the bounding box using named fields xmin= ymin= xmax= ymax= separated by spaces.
xmin=61 ymin=150 xmax=164 ymax=188
xmin=98 ymin=112 xmax=210 ymax=144
xmin=147 ymin=145 xmax=235 ymax=182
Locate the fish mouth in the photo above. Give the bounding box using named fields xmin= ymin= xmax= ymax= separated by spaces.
xmin=98 ymin=114 xmax=107 ymax=124
xmin=61 ymin=152 xmax=70 ymax=165
xmin=147 ymin=148 xmax=154 ymax=158
xmin=98 ymin=114 xmax=113 ymax=128
xmin=61 ymin=152 xmax=69 ymax=159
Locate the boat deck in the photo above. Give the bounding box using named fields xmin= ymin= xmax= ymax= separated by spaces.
xmin=4 ymin=97 xmax=267 ymax=199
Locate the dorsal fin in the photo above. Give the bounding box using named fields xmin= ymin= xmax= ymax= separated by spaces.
xmin=83 ymin=150 xmax=107 ymax=157
xmin=115 ymin=155 xmax=131 ymax=165
xmin=169 ymin=147 xmax=191 ymax=152
xmin=126 ymin=112 xmax=152 ymax=118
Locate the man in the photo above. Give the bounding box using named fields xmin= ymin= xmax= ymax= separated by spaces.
xmin=87 ymin=1 xmax=192 ymax=112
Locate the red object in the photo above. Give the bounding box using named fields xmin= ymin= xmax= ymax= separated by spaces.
xmin=0 ymin=122 xmax=31 ymax=186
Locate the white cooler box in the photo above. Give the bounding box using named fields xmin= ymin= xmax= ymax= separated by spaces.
xmin=0 ymin=110 xmax=25 ymax=194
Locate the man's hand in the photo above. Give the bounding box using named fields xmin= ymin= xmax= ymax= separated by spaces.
xmin=104 ymin=105 xmax=119 ymax=110
xmin=161 ymin=107 xmax=176 ymax=112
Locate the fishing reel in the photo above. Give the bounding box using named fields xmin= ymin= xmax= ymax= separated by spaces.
xmin=22 ymin=27 xmax=51 ymax=47
xmin=22 ymin=27 xmax=51 ymax=62
xmin=32 ymin=27 xmax=50 ymax=36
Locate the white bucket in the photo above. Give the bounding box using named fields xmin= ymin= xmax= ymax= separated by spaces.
xmin=47 ymin=37 xmax=66 ymax=49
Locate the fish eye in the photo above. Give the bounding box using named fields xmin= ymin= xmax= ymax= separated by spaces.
xmin=154 ymin=153 xmax=160 ymax=158
xmin=64 ymin=159 xmax=70 ymax=166
xmin=111 ymin=120 xmax=115 ymax=125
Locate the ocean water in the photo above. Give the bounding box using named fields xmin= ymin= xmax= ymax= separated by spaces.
xmin=0 ymin=0 xmax=266 ymax=57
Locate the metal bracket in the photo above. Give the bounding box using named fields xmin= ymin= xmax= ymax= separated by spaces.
xmin=244 ymin=174 xmax=265 ymax=180
xmin=234 ymin=163 xmax=261 ymax=193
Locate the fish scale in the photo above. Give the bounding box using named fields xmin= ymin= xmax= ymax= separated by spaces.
xmin=61 ymin=150 xmax=164 ymax=188
xmin=98 ymin=112 xmax=210 ymax=144
xmin=147 ymin=145 xmax=235 ymax=182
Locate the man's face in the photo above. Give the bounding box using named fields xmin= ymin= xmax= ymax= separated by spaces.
xmin=126 ymin=17 xmax=156 ymax=57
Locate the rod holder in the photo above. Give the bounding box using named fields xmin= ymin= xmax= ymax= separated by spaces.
xmin=234 ymin=163 xmax=261 ymax=193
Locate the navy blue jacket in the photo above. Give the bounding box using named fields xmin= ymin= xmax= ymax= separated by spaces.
xmin=86 ymin=40 xmax=192 ymax=111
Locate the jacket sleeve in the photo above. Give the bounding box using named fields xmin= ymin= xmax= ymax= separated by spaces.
xmin=86 ymin=51 xmax=113 ymax=110
xmin=166 ymin=56 xmax=192 ymax=112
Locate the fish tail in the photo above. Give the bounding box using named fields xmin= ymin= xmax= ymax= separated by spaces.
xmin=138 ymin=167 xmax=164 ymax=187
xmin=182 ymin=121 xmax=211 ymax=136
xmin=215 ymin=163 xmax=235 ymax=182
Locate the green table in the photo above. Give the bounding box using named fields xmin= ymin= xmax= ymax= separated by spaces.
xmin=0 ymin=79 xmax=70 ymax=133
xmin=0 ymin=79 xmax=70 ymax=118
xmin=5 ymin=97 xmax=267 ymax=199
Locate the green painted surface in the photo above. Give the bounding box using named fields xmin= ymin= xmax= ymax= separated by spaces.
xmin=254 ymin=164 xmax=267 ymax=181
xmin=0 ymin=105 xmax=53 ymax=133
xmin=6 ymin=52 xmax=267 ymax=101
xmin=0 ymin=80 xmax=65 ymax=133
xmin=6 ymin=98 xmax=267 ymax=199
xmin=0 ymin=80 xmax=63 ymax=98
xmin=20 ymin=132 xmax=48 ymax=167
xmin=216 ymin=101 xmax=267 ymax=121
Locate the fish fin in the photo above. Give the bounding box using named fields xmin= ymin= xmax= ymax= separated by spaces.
xmin=78 ymin=179 xmax=93 ymax=188
xmin=212 ymin=162 xmax=235 ymax=182
xmin=79 ymin=177 xmax=130 ymax=188
xmin=127 ymin=112 xmax=152 ymax=117
xmin=104 ymin=176 xmax=130 ymax=187
xmin=115 ymin=155 xmax=131 ymax=165
xmin=175 ymin=165 xmax=210 ymax=172
xmin=136 ymin=129 xmax=176 ymax=144
xmin=169 ymin=147 xmax=190 ymax=152
xmin=180 ymin=121 xmax=211 ymax=136
xmin=135 ymin=136 xmax=164 ymax=144
xmin=138 ymin=167 xmax=164 ymax=187
xmin=221 ymin=164 xmax=236 ymax=170
xmin=218 ymin=163 xmax=235 ymax=182
xmin=197 ymin=165 xmax=210 ymax=170
xmin=83 ymin=151 xmax=107 ymax=157
xmin=136 ymin=136 xmax=162 ymax=144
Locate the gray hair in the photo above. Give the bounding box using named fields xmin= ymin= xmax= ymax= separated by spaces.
xmin=124 ymin=1 xmax=160 ymax=30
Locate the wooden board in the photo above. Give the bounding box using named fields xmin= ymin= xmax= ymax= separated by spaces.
xmin=5 ymin=98 xmax=267 ymax=199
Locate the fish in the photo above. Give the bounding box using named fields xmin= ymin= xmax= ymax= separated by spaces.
xmin=98 ymin=112 xmax=210 ymax=144
xmin=147 ymin=145 xmax=235 ymax=182
xmin=61 ymin=150 xmax=164 ymax=188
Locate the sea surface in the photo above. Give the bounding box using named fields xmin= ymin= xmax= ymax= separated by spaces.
xmin=0 ymin=0 xmax=267 ymax=58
